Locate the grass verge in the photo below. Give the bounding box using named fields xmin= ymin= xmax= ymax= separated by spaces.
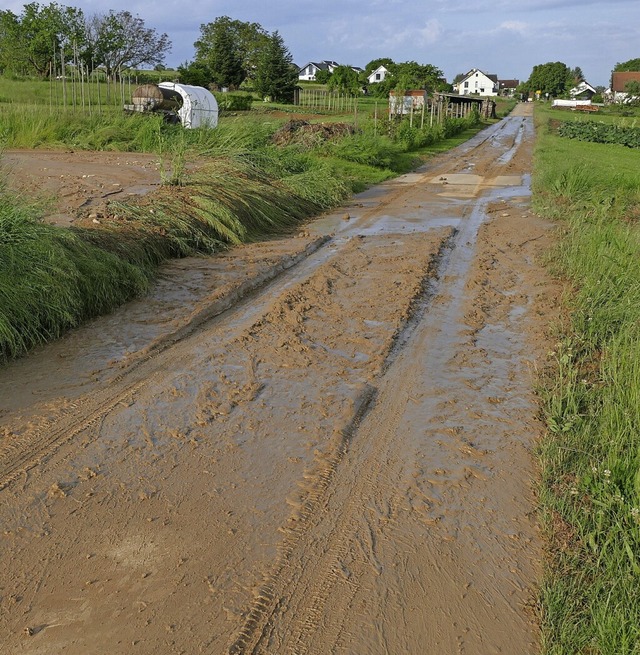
xmin=533 ymin=103 xmax=640 ymax=654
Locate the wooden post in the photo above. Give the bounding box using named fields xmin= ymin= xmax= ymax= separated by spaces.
xmin=60 ymin=47 xmax=67 ymax=107
xmin=374 ymin=101 xmax=378 ymax=137
xmin=421 ymin=98 xmax=425 ymax=129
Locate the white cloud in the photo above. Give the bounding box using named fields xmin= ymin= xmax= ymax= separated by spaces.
xmin=418 ymin=19 xmax=443 ymax=45
xmin=497 ymin=21 xmax=527 ymax=34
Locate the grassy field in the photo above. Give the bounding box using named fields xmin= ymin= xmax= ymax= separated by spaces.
xmin=533 ymin=102 xmax=640 ymax=654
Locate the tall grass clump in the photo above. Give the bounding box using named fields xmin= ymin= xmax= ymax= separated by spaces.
xmin=0 ymin=188 xmax=150 ymax=361
xmin=108 ymin=152 xmax=350 ymax=247
xmin=534 ymin=103 xmax=640 ymax=654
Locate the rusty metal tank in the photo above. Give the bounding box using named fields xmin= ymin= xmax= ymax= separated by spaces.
xmin=131 ymin=84 xmax=183 ymax=111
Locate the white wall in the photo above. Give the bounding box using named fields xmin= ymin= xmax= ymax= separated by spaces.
xmin=457 ymin=71 xmax=498 ymax=96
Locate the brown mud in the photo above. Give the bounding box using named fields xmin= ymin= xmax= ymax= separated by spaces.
xmin=3 ymin=150 xmax=163 ymax=226
xmin=0 ymin=103 xmax=562 ymax=654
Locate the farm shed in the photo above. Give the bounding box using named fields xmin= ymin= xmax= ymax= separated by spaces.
xmin=389 ymin=89 xmax=427 ymax=116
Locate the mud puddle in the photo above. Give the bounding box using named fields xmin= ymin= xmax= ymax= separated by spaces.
xmin=0 ymin=103 xmax=562 ymax=655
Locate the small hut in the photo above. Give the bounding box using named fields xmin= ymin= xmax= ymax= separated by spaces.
xmin=389 ymin=89 xmax=427 ymax=117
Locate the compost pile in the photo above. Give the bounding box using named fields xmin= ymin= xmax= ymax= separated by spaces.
xmin=271 ymin=120 xmax=356 ymax=147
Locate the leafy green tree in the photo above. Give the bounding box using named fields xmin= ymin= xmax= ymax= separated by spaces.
xmin=88 ymin=11 xmax=170 ymax=81
xmin=367 ymin=77 xmax=393 ymax=98
xmin=314 ymin=68 xmax=332 ymax=84
xmin=394 ymin=61 xmax=446 ymax=90
xmin=0 ymin=10 xmax=23 ymax=74
xmin=205 ymin=23 xmax=244 ymax=88
xmin=569 ymin=66 xmax=584 ymax=84
xmin=177 ymin=60 xmax=211 ymax=87
xmin=254 ymin=31 xmax=297 ymax=102
xmin=624 ymin=80 xmax=640 ymax=105
xmin=364 ymin=57 xmax=394 ymax=74
xmin=523 ymin=61 xmax=572 ymax=97
xmin=194 ymin=17 xmax=269 ymax=86
xmin=327 ymin=65 xmax=360 ymax=94
xmin=365 ymin=60 xmax=446 ymax=98
xmin=0 ymin=3 xmax=88 ymax=77
xmin=614 ymin=58 xmax=640 ymax=72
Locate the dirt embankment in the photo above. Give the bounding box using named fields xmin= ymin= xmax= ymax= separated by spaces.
xmin=0 ymin=104 xmax=563 ymax=655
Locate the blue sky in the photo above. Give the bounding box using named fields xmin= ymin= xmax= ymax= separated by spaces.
xmin=6 ymin=0 xmax=639 ymax=87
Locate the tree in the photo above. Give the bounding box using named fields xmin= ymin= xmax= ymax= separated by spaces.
xmin=194 ymin=17 xmax=269 ymax=86
xmin=0 ymin=10 xmax=23 ymax=74
xmin=393 ymin=61 xmax=446 ymax=90
xmin=523 ymin=61 xmax=572 ymax=97
xmin=569 ymin=66 xmax=584 ymax=85
xmin=88 ymin=11 xmax=170 ymax=81
xmin=614 ymin=58 xmax=640 ymax=72
xmin=177 ymin=60 xmax=211 ymax=87
xmin=254 ymin=31 xmax=297 ymax=103
xmin=327 ymin=65 xmax=360 ymax=94
xmin=624 ymin=80 xmax=640 ymax=105
xmin=0 ymin=3 xmax=88 ymax=77
xmin=314 ymin=68 xmax=332 ymax=84
xmin=205 ymin=23 xmax=244 ymax=88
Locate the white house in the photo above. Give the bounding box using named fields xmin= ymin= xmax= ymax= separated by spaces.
xmin=570 ymin=81 xmax=597 ymax=100
xmin=298 ymin=60 xmax=340 ymax=81
xmin=606 ymin=72 xmax=640 ymax=103
xmin=367 ymin=65 xmax=390 ymax=85
xmin=455 ymin=69 xmax=499 ymax=96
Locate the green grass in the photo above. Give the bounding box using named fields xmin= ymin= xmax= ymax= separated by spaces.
xmin=534 ymin=102 xmax=640 ymax=654
xmin=0 ymin=186 xmax=151 ymax=360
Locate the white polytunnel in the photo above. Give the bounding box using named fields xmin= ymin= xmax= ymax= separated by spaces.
xmin=158 ymin=82 xmax=219 ymax=129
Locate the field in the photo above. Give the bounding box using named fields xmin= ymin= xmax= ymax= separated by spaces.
xmin=533 ymin=102 xmax=640 ymax=654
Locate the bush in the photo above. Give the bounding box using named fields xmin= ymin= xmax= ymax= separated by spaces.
xmin=215 ymin=92 xmax=254 ymax=111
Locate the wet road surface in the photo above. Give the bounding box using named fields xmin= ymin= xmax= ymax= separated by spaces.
xmin=0 ymin=103 xmax=558 ymax=654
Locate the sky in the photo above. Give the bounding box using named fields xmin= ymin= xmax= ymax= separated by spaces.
xmin=6 ymin=0 xmax=640 ymax=87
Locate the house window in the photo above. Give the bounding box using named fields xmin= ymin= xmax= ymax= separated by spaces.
xmin=480 ymin=88 xmax=484 ymax=93
xmin=376 ymin=73 xmax=381 ymax=80
xmin=464 ymin=81 xmax=468 ymax=88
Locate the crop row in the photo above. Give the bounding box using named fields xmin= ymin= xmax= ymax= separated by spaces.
xmin=557 ymin=120 xmax=640 ymax=148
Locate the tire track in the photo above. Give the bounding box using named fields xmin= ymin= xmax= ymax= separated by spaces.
xmin=225 ymin=110 xmax=535 ymax=655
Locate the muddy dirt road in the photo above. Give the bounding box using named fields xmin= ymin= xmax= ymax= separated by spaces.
xmin=0 ymin=103 xmax=560 ymax=654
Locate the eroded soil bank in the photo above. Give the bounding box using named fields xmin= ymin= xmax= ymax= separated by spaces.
xmin=0 ymin=103 xmax=561 ymax=654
